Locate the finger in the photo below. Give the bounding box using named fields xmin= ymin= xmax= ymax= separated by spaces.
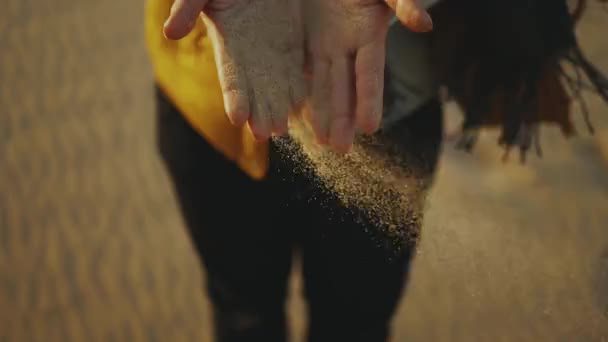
xmin=212 ymin=38 xmax=251 ymax=126
xmin=285 ymin=12 xmax=307 ymax=111
xmin=223 ymin=88 xmax=251 ymax=126
xmin=248 ymin=94 xmax=273 ymax=141
xmin=329 ymin=56 xmax=356 ymax=154
xmin=355 ymin=42 xmax=386 ymax=135
xmin=288 ymin=70 xmax=307 ymax=128
xmin=270 ymin=100 xmax=290 ymax=137
xmin=246 ymin=54 xmax=287 ymax=138
xmin=288 ymin=50 xmax=307 ymax=110
xmin=289 ymin=70 xmax=307 ymax=109
xmin=163 ymin=0 xmax=208 ymax=40
xmin=309 ymin=59 xmax=332 ymax=144
xmin=384 ymin=0 xmax=433 ymax=32
xmin=267 ymin=71 xmax=291 ymax=136
xmin=303 ymin=45 xmax=314 ymax=81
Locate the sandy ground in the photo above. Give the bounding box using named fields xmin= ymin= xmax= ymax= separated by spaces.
xmin=0 ymin=1 xmax=607 ymax=341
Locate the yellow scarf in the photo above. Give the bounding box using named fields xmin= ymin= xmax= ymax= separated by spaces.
xmin=144 ymin=0 xmax=268 ymax=179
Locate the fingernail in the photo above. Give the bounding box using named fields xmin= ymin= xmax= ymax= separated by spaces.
xmin=314 ymin=133 xmax=329 ymax=145
xmin=163 ymin=20 xmax=178 ymax=40
xmin=332 ymin=143 xmax=352 ymax=155
xmin=162 ymin=24 xmax=169 ymax=38
xmin=252 ymin=131 xmax=271 ymax=142
xmin=421 ymin=12 xmax=433 ymax=31
xmin=227 ymin=112 xmax=249 ymax=126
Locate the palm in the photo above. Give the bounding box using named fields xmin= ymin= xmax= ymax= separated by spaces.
xmin=163 ymin=0 xmax=432 ymax=148
xmin=302 ymin=0 xmax=393 ymax=152
xmin=165 ymin=0 xmax=306 ymax=140
xmin=302 ymin=0 xmax=432 ymax=153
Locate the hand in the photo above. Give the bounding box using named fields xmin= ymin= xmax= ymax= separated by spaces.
xmin=302 ymin=0 xmax=432 ymax=153
xmin=164 ymin=0 xmax=306 ymax=140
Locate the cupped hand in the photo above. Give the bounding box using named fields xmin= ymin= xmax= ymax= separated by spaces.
xmin=164 ymin=0 xmax=306 ymax=140
xmin=302 ymin=0 xmax=432 ymax=153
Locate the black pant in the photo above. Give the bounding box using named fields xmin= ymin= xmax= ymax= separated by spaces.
xmin=156 ymin=86 xmax=443 ymax=342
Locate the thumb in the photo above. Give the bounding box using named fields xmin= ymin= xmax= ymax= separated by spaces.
xmin=384 ymin=0 xmax=433 ymax=32
xmin=163 ymin=0 xmax=209 ymax=40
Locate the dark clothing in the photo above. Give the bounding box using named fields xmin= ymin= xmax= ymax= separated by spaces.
xmin=156 ymin=86 xmax=443 ymax=342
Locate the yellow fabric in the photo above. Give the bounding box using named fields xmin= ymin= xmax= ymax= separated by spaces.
xmin=144 ymin=0 xmax=268 ymax=179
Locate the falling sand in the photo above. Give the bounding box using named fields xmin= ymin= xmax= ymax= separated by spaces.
xmin=274 ymin=118 xmax=432 ymax=247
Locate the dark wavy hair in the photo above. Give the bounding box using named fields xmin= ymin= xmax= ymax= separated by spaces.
xmin=429 ymin=0 xmax=608 ymax=161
